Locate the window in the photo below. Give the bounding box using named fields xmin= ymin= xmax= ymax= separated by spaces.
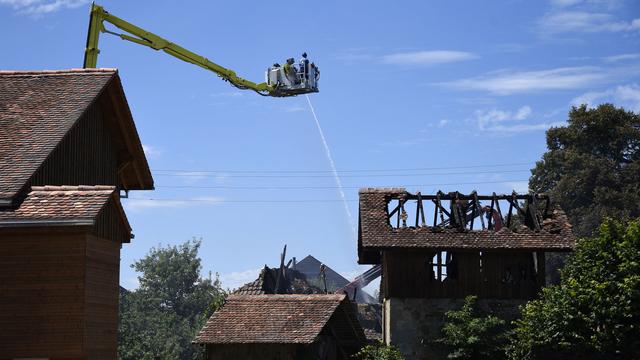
xmin=429 ymin=252 xmax=448 ymax=282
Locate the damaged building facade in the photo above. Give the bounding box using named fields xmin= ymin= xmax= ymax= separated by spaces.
xmin=233 ymin=249 xmax=383 ymax=340
xmin=358 ymin=188 xmax=575 ymax=360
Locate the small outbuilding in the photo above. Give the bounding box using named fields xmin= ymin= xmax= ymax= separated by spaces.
xmin=194 ymin=294 xmax=367 ymax=360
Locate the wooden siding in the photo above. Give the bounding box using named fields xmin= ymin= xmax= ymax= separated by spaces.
xmin=84 ymin=233 xmax=120 ymax=359
xmin=28 ymin=101 xmax=119 ymax=190
xmin=94 ymin=199 xmax=130 ymax=244
xmin=0 ymin=229 xmax=122 ymax=360
xmin=382 ymin=250 xmax=545 ymax=299
xmin=0 ymin=229 xmax=87 ymax=359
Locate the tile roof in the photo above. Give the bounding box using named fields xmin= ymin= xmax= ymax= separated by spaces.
xmin=359 ymin=188 xmax=575 ymax=264
xmin=195 ymin=294 xmax=349 ymax=344
xmin=0 ymin=185 xmax=117 ymax=224
xmin=233 ymin=276 xmax=266 ymax=295
xmin=0 ymin=69 xmax=153 ymax=204
xmin=0 ymin=69 xmax=115 ymax=201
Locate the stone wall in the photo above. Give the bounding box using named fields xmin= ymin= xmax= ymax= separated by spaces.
xmin=384 ymin=297 xmax=526 ymax=360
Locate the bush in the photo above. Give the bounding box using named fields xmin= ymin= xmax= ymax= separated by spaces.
xmin=436 ymin=295 xmax=508 ymax=359
xmin=507 ymin=219 xmax=640 ymax=359
xmin=353 ymin=344 xmax=405 ymax=360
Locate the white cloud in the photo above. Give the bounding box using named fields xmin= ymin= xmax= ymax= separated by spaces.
xmin=474 ymin=105 xmax=533 ymax=130
xmin=438 ymin=119 xmax=450 ymax=128
xmin=168 ymin=171 xmax=210 ymax=184
xmin=123 ymin=196 xmax=224 ymax=212
xmin=380 ymin=50 xmax=478 ymax=66
xmin=0 ymin=0 xmax=89 ymax=14
xmin=514 ymin=105 xmax=533 ymax=120
xmin=438 ymin=66 xmax=615 ymax=95
xmin=603 ymin=53 xmax=640 ymax=62
xmin=472 ymin=105 xmax=563 ymax=133
xmin=571 ymin=83 xmax=640 ymax=112
xmin=550 ymin=0 xmax=583 ymax=6
xmin=538 ymin=11 xmax=639 ymax=33
xmin=489 ymin=122 xmax=566 ymax=133
xmin=549 ymin=0 xmax=622 ymax=8
xmin=142 ymin=144 xmax=162 ymax=159
xmin=219 ymin=268 xmax=261 ymax=290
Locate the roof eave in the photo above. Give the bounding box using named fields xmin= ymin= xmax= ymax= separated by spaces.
xmin=104 ymin=71 xmax=154 ymax=191
xmin=0 ymin=219 xmax=95 ymax=228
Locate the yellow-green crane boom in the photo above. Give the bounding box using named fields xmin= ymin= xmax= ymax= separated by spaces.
xmin=83 ymin=3 xmax=319 ymax=97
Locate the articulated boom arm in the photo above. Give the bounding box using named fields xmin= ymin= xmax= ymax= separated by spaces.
xmin=83 ymin=3 xmax=276 ymax=96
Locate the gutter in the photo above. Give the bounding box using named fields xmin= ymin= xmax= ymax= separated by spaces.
xmin=0 ymin=219 xmax=95 ymax=227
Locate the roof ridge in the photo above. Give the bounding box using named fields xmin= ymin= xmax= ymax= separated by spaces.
xmin=29 ymin=185 xmax=117 ymax=194
xmin=0 ymin=69 xmax=118 ymax=77
xmin=228 ymin=294 xmax=345 ymax=300
xmin=359 ymin=187 xmax=406 ymax=193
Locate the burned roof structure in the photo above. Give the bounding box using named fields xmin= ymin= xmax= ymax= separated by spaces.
xmin=234 ymin=264 xmax=325 ymax=296
xmin=296 ymin=255 xmax=377 ymax=304
xmin=232 ymin=247 xmax=383 ymax=343
xmin=194 ymin=294 xmax=367 ymax=359
xmin=358 ymin=188 xmax=575 ymax=264
xmin=358 ymin=188 xmax=576 ymax=360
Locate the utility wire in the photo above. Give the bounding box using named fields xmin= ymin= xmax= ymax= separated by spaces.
xmin=152 ymin=161 xmax=535 ymax=174
xmin=124 ymin=198 xmax=358 ymax=203
xmin=151 ymin=169 xmax=532 ymax=178
xmin=154 ymin=179 xmax=529 ymax=190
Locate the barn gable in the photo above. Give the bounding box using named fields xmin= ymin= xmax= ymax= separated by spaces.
xmin=0 ymin=69 xmax=153 ymax=207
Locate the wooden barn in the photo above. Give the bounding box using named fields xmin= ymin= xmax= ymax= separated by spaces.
xmin=0 ymin=69 xmax=153 ymax=359
xmin=194 ymin=294 xmax=367 ymax=360
xmin=358 ymin=188 xmax=575 ymax=360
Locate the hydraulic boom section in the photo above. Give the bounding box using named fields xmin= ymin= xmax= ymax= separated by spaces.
xmin=83 ymin=3 xmax=319 ymax=97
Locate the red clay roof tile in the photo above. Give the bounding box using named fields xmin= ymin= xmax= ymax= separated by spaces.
xmin=0 ymin=185 xmax=116 ymax=222
xmin=194 ymin=294 xmax=348 ymax=344
xmin=0 ymin=68 xmax=153 ymax=203
xmin=0 ymin=69 xmax=117 ymax=201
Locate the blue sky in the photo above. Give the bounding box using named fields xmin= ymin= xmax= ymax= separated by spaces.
xmin=2 ymin=0 xmax=639 ymax=293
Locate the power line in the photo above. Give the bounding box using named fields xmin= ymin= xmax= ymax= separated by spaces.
xmin=124 ymin=198 xmax=358 ymax=203
xmin=123 ymin=179 xmax=531 ymax=204
xmin=154 ymin=179 xmax=529 ymax=190
xmin=151 ymin=161 xmax=535 ymax=174
xmin=151 ymin=169 xmax=532 ymax=179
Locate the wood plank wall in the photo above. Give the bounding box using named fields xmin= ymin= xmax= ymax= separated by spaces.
xmin=28 ymin=102 xmax=119 ymax=190
xmin=0 ymin=229 xmax=122 ymax=360
xmin=94 ymin=199 xmax=130 ymax=244
xmin=84 ymin=234 xmax=121 ymax=359
xmin=0 ymin=229 xmax=87 ymax=359
xmin=383 ymin=250 xmax=545 ymax=299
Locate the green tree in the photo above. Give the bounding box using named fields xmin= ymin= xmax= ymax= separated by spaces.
xmin=353 ymin=344 xmax=405 ymax=360
xmin=507 ymin=219 xmax=640 ymax=360
xmin=436 ymin=296 xmax=508 ymax=360
xmin=529 ymin=104 xmax=640 ymax=237
xmin=118 ymin=239 xmax=226 ymax=360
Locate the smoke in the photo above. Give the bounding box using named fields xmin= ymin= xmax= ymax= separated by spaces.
xmin=305 ymin=95 xmax=357 ymax=239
